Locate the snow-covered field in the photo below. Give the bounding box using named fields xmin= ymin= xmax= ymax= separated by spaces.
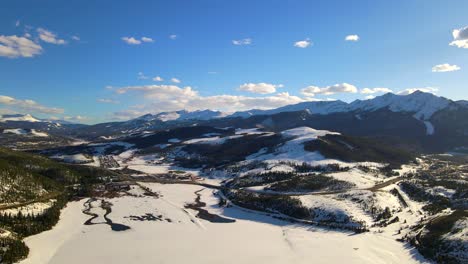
xmin=21 ymin=183 xmax=429 ymax=264
xmin=2 ymin=128 xmax=48 ymax=137
xmin=0 ymin=200 xmax=55 ymax=217
xmin=249 ymin=127 xmax=340 ymax=163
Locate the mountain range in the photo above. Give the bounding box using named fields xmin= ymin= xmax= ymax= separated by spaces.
xmin=1 ymin=91 xmax=467 ymax=152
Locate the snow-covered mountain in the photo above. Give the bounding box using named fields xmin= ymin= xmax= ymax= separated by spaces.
xmin=0 ymin=114 xmax=77 ymax=125
xmin=130 ymin=110 xmax=227 ymax=123
xmin=230 ymin=100 xmax=350 ymax=118
xmin=230 ymin=91 xmax=453 ymax=120
xmin=0 ymin=114 xmax=41 ymax=123
xmin=349 ymin=91 xmax=451 ymax=120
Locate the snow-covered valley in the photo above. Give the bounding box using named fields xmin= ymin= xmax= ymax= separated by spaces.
xmin=21 ymin=183 xmax=428 ymax=264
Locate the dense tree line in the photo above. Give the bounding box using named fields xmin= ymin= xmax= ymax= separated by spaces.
xmin=0 ymin=194 xmax=67 ymax=238
xmin=0 ymin=238 xmax=29 ymax=264
xmin=0 ymin=147 xmax=117 ymax=263
xmin=223 ymin=189 xmax=310 ymax=219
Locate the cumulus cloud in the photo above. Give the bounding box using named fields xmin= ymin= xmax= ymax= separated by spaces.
xmin=122 ymin=37 xmax=142 ymax=45
xmin=294 ymin=38 xmax=311 ymax=48
xmin=141 ymin=37 xmax=154 ymax=43
xmin=153 ymin=76 xmax=163 ymax=82
xmin=0 ymin=35 xmax=42 ymax=58
xmin=115 ymin=85 xmax=197 ymax=98
xmin=232 ymin=38 xmax=252 ymax=45
xmin=97 ymin=99 xmax=119 ymax=104
xmin=171 ymin=78 xmax=181 ymax=83
xmin=0 ymin=95 xmax=64 ymax=114
xmin=397 ymin=87 xmax=438 ymax=95
xmin=345 ymin=35 xmax=359 ymax=41
xmin=450 ymin=26 xmax=468 ymax=48
xmin=37 ymin=28 xmax=67 ymax=45
xmin=169 ymin=34 xmax=177 ymax=40
xmin=111 ymin=85 xmax=304 ymax=120
xmin=360 ymin=87 xmax=393 ymax=94
xmin=238 ymin=83 xmax=282 ymax=94
xmin=301 ymin=83 xmax=357 ymax=97
xmin=432 ymin=63 xmax=461 ymax=72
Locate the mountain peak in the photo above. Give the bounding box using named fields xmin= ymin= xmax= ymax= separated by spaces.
xmin=0 ymin=114 xmax=41 ymax=122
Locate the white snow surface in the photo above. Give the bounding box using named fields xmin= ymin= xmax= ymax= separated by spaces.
xmin=230 ymin=92 xmax=451 ymax=120
xmin=0 ymin=114 xmax=40 ymax=122
xmin=2 ymin=128 xmax=48 ymax=137
xmin=3 ymin=128 xmax=28 ymax=135
xmin=423 ymin=121 xmax=435 ymax=135
xmin=349 ymin=92 xmax=450 ymax=120
xmin=249 ymin=127 xmax=340 ymax=163
xmin=30 ymin=129 xmax=48 ymax=137
xmin=183 ymin=135 xmax=243 ymax=145
xmin=21 ymin=184 xmax=428 ymax=264
xmin=327 ymin=168 xmax=384 ymax=188
xmin=0 ymin=200 xmax=55 ymax=217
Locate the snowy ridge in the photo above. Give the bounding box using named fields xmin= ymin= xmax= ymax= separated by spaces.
xmin=349 ymin=91 xmax=451 ymax=120
xmin=249 ymin=127 xmax=340 ymax=163
xmin=231 ymin=91 xmax=452 ymax=120
xmin=0 ymin=114 xmax=41 ymax=123
xmin=230 ymin=100 xmax=350 ymax=118
xmin=131 ymin=109 xmax=227 ymax=123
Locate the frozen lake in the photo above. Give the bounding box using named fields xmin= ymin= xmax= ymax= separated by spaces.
xmin=21 ymin=183 xmax=428 ymax=264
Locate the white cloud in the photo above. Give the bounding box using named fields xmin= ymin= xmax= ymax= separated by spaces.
xmin=97 ymin=99 xmax=119 ymax=104
xmin=238 ymin=83 xmax=281 ymax=94
xmin=360 ymin=87 xmax=393 ymax=94
xmin=153 ymin=76 xmax=164 ymax=82
xmin=71 ymin=35 xmax=80 ymax=41
xmin=15 ymin=20 xmax=20 ymax=27
xmin=111 ymin=85 xmax=304 ymax=119
xmin=232 ymin=38 xmax=252 ymax=45
xmin=0 ymin=95 xmax=64 ymax=114
xmin=37 ymin=28 xmax=67 ymax=45
xmin=0 ymin=35 xmax=42 ymax=58
xmin=450 ymin=26 xmax=468 ymax=49
xmin=0 ymin=108 xmax=17 ymax=115
xmin=301 ymin=83 xmax=358 ymax=97
xmin=122 ymin=37 xmax=142 ymax=45
xmin=169 ymin=34 xmax=177 ymax=40
xmin=345 ymin=35 xmax=359 ymax=41
xmin=171 ymin=78 xmax=181 ymax=83
xmin=432 ymin=63 xmax=461 ymax=72
xmin=365 ymin=95 xmax=376 ymax=100
xmin=397 ymin=87 xmax=439 ymax=95
xmin=294 ymin=38 xmax=311 ymax=48
xmin=64 ymin=115 xmax=88 ymax=122
xmin=137 ymin=72 xmax=148 ymax=80
xmin=141 ymin=37 xmax=154 ymax=43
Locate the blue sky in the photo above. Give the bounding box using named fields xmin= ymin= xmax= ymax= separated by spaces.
xmin=1 ymin=0 xmax=467 ymax=123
